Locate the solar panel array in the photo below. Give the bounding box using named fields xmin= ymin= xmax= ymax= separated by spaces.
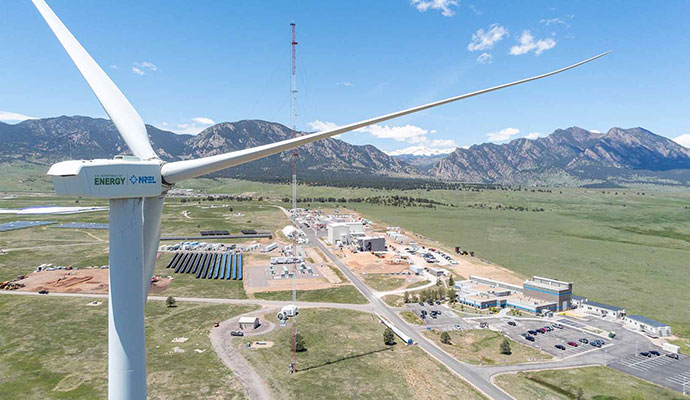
xmin=0 ymin=220 xmax=57 ymax=232
xmin=166 ymin=252 xmax=242 ymax=280
xmin=200 ymin=230 xmax=230 ymax=236
xmin=53 ymin=222 xmax=109 ymax=229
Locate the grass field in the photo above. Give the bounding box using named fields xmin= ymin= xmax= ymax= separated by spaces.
xmin=239 ymin=308 xmax=485 ymax=399
xmin=494 ymin=366 xmax=685 ymax=400
xmin=172 ymin=178 xmax=690 ymax=335
xmin=3 ymin=174 xmax=690 ymax=336
xmin=424 ymin=329 xmax=551 ymax=365
xmin=361 ymin=274 xmax=407 ymax=291
xmin=399 ymin=310 xmax=423 ymax=324
xmin=0 ymin=294 xmax=257 ymax=399
xmin=382 ymin=294 xmax=404 ymax=307
xmin=252 ymin=285 xmax=368 ymax=304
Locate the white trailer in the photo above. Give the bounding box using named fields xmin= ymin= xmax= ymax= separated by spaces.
xmin=377 ymin=314 xmax=413 ymax=345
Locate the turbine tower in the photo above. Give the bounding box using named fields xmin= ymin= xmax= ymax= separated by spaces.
xmin=30 ymin=1 xmax=609 ymax=398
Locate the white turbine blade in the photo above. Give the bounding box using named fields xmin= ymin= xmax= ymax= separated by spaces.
xmin=161 ymin=51 xmax=609 ymax=184
xmin=32 ymin=0 xmax=158 ymax=160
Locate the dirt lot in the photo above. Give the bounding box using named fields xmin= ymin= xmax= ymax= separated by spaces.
xmin=333 ymin=248 xmax=410 ymax=275
xmin=329 ymin=208 xmax=524 ymax=285
xmin=12 ymin=268 xmax=172 ymax=294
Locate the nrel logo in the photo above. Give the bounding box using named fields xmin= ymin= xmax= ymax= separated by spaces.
xmin=129 ymin=175 xmax=157 ymax=185
xmin=95 ymin=176 xmax=126 ymax=186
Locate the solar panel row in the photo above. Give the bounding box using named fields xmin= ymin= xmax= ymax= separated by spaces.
xmin=0 ymin=220 xmax=57 ymax=232
xmin=52 ymin=222 xmax=109 ymax=229
xmin=165 ymin=251 xmax=242 ymax=281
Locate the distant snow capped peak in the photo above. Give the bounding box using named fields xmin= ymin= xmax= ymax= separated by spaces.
xmin=386 ymin=145 xmax=456 ymax=156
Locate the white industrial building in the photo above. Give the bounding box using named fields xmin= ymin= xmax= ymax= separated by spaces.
xmin=357 ymin=236 xmax=386 ymax=252
xmin=575 ymin=299 xmax=626 ymax=319
xmin=428 ymin=267 xmax=449 ymax=277
xmin=409 ymin=265 xmax=424 ymax=275
xmin=624 ymin=315 xmax=672 ymax=337
xmin=238 ymin=316 xmax=260 ymax=330
xmin=327 ymin=222 xmax=364 ymax=245
xmin=386 ymin=231 xmax=410 ymax=244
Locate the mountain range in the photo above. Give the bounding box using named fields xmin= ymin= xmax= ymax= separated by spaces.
xmin=2 ymin=116 xmax=690 ymax=187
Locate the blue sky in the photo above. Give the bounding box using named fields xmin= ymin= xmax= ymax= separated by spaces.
xmin=3 ymin=0 xmax=690 ymax=154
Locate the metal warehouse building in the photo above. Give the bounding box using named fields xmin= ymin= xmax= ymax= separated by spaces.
xmin=357 ymin=236 xmax=386 ymax=252
xmin=624 ymin=315 xmax=672 ymax=337
xmin=238 ymin=316 xmax=260 ymax=330
xmin=523 ymin=276 xmax=572 ymax=311
xmin=574 ymin=298 xmax=626 ymax=319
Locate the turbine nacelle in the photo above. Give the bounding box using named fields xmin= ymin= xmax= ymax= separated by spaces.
xmin=47 ymin=157 xmax=163 ymax=198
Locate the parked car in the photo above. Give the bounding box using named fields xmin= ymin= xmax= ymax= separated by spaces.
xmin=436 ymin=301 xmax=441 ymax=305
xmin=640 ymin=352 xmax=651 ymax=357
xmin=544 ymin=326 xmax=553 ymax=332
xmin=590 ymin=341 xmax=602 ymax=348
xmin=552 ymin=323 xmax=564 ymax=329
xmin=649 ymin=350 xmax=661 ymax=356
xmin=525 ymin=335 xmax=535 ymax=342
xmin=528 ymin=330 xmax=538 ymax=335
xmin=567 ymin=341 xmax=578 ymax=347
xmin=419 ymin=302 xmax=425 ymax=306
xmin=230 ymin=331 xmax=244 ymax=337
xmin=578 ymin=338 xmax=589 ymax=344
xmin=507 ymin=321 xmax=517 ymax=326
xmin=38 ymin=290 xmax=49 ymax=295
xmin=537 ymin=328 xmax=547 ymax=334
xmin=555 ymin=344 xmax=566 ymax=350
xmin=667 ymin=353 xmax=679 ymax=360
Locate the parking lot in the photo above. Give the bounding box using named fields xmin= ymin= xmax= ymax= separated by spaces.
xmin=405 ymin=303 xmax=474 ymax=330
xmin=483 ymin=317 xmax=610 ymax=358
xmin=611 ymin=350 xmax=690 ymax=394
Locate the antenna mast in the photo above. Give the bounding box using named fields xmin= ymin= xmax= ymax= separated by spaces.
xmin=289 ymin=21 xmax=298 ymax=374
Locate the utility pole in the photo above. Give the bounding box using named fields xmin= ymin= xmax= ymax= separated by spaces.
xmin=289 ymin=21 xmax=298 ymax=375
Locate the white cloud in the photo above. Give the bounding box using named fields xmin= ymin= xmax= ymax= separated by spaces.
xmin=336 ymin=81 xmax=353 ymax=87
xmin=307 ymin=120 xmax=339 ymax=132
xmin=109 ymin=64 xmax=118 ymax=69
xmin=192 ymin=117 xmax=215 ymax=125
xmin=476 ymin=52 xmax=493 ymax=64
xmin=524 ymin=131 xmax=545 ymax=139
xmin=411 ymin=0 xmax=458 ymax=17
xmin=590 ymin=129 xmax=601 ymax=134
xmin=467 ymin=24 xmax=508 ymax=52
xmin=386 ymin=145 xmax=456 ymax=156
xmin=131 ymin=61 xmax=158 ymax=75
xmin=673 ymin=134 xmax=690 ymax=148
xmin=308 ymin=119 xmax=457 ymax=148
xmin=468 ymin=3 xmax=482 ymax=15
xmin=540 ymin=17 xmax=570 ymax=28
xmin=174 ymin=117 xmax=216 ymax=135
xmin=358 ymin=124 xmax=429 ymax=144
xmin=487 ymin=127 xmax=520 ymax=142
xmin=0 ymin=111 xmax=38 ymax=122
xmin=509 ymin=30 xmax=556 ymax=55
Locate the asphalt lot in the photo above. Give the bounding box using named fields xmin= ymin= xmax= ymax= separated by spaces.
xmin=405 ymin=303 xmax=476 ymax=330
xmin=482 ymin=317 xmax=609 ymax=357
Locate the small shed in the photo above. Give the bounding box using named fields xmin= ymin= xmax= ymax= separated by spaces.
xmin=238 ymin=316 xmax=260 ymax=330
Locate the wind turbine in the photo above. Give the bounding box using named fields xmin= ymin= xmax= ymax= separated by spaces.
xmin=31 ymin=0 xmax=608 ymax=398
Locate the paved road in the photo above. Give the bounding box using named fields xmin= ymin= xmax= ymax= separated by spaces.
xmin=303 ymin=228 xmax=512 ymax=400
xmin=210 ymin=307 xmax=276 ymax=400
xmin=0 ymin=290 xmax=374 ymax=313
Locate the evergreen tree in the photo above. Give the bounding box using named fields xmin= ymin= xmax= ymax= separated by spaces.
xmin=499 ymin=339 xmax=512 ymax=355
xmin=383 ymin=328 xmax=395 ymax=346
xmin=295 ymin=333 xmax=307 ymax=352
xmin=440 ymin=331 xmax=451 ymax=344
xmin=165 ymin=296 xmax=176 ymax=308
